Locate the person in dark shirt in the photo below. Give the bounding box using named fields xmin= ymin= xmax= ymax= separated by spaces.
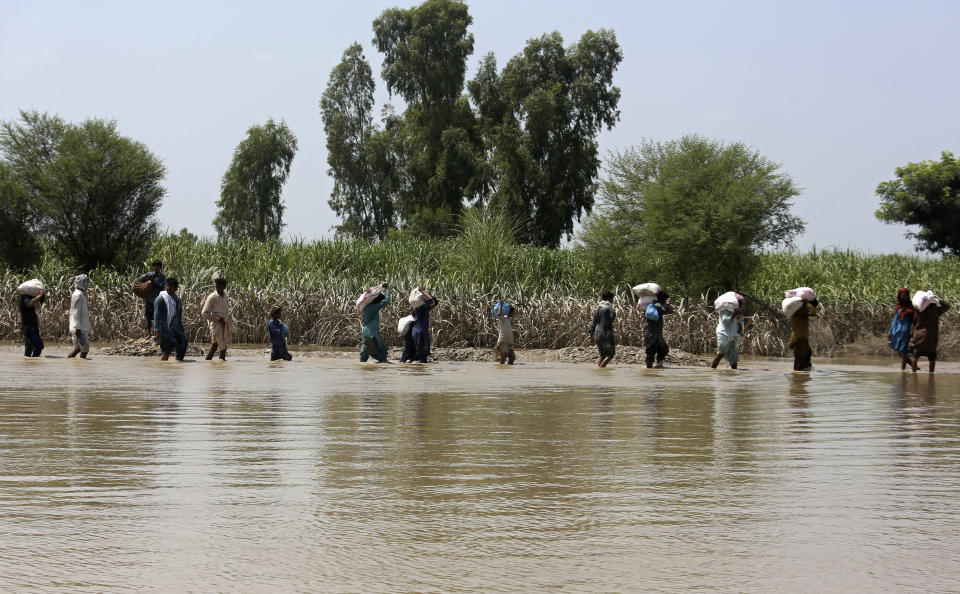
xmin=910 ymin=300 xmax=950 ymax=373
xmin=135 ymin=260 xmax=166 ymax=333
xmin=643 ymin=291 xmax=674 ymax=368
xmin=19 ymin=290 xmax=46 ymax=357
xmin=410 ymin=288 xmax=438 ymax=363
xmin=268 ymin=307 xmax=292 ymax=361
xmin=588 ymin=291 xmax=616 ymax=367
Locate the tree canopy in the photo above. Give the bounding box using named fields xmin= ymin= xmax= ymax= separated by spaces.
xmin=876 ymin=151 xmax=960 ymax=255
xmin=579 ymin=135 xmax=805 ymax=296
xmin=469 ymin=29 xmax=622 ymax=247
xmin=0 ymin=110 xmax=165 ymax=270
xmin=214 ymin=119 xmax=298 ymax=241
xmin=321 ymin=0 xmax=620 ymax=244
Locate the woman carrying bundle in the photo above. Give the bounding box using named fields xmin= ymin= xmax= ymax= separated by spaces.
xmin=410 ymin=288 xmax=438 ymax=363
xmin=360 ymin=283 xmax=391 ymax=363
xmin=910 ymin=292 xmax=950 ymax=373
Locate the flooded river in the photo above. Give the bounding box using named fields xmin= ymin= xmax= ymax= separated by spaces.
xmin=2 ymin=353 xmax=959 ymax=591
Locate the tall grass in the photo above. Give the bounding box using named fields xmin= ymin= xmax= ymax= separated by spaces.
xmin=3 ymin=231 xmax=958 ymax=356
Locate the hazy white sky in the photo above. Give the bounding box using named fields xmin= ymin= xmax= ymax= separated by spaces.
xmin=3 ymin=0 xmax=958 ymax=252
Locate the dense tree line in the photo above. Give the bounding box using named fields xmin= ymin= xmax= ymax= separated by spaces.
xmin=321 ymin=0 xmax=622 ymax=247
xmin=0 ymin=110 xmax=165 ymax=270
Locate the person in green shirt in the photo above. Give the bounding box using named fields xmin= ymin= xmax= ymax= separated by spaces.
xmin=360 ymin=283 xmax=391 ymax=363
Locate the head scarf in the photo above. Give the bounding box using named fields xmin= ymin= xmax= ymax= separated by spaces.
xmin=74 ymin=274 xmax=89 ymax=291
xmin=895 ymin=287 xmax=916 ymax=319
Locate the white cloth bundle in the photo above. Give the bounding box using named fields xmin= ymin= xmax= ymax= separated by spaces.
xmin=635 ymin=295 xmax=656 ymax=310
xmin=356 ymin=286 xmax=383 ymax=314
xmin=397 ymin=314 xmax=415 ymax=336
xmin=785 ymin=287 xmax=816 ymax=301
xmin=409 ymin=288 xmax=429 ymax=310
xmin=912 ymin=290 xmax=939 ymax=312
xmin=16 ymin=279 xmax=44 ymax=296
xmin=632 ymin=282 xmax=661 ymax=297
xmin=714 ymin=291 xmax=743 ymax=312
xmin=782 ymin=296 xmax=805 ymax=319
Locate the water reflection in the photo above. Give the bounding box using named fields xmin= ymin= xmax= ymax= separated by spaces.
xmin=1 ymin=355 xmax=960 ymax=591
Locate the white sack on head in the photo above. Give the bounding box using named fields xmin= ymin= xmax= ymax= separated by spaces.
xmin=409 ymin=288 xmax=429 ymax=310
xmin=782 ymin=296 xmax=804 ymax=318
xmin=785 ymin=287 xmax=816 ymax=301
xmin=397 ymin=314 xmax=415 ymax=336
xmin=356 ymin=286 xmax=383 ymax=314
xmin=16 ymin=279 xmax=44 ymax=296
xmin=74 ymin=274 xmax=89 ymax=291
xmin=714 ymin=291 xmax=744 ymax=312
xmin=912 ymin=290 xmax=940 ymax=312
xmin=632 ymin=282 xmax=661 ymax=297
xmin=635 ymin=295 xmax=656 ymax=310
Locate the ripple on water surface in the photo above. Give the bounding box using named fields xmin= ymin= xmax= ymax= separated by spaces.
xmin=1 ymin=354 xmax=959 ymax=591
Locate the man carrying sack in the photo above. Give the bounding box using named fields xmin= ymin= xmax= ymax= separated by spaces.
xmin=201 ymin=278 xmax=235 ymax=361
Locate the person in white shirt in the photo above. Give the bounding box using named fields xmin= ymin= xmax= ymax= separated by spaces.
xmin=201 ymin=278 xmax=235 ymax=361
xmin=68 ymin=274 xmax=91 ymax=359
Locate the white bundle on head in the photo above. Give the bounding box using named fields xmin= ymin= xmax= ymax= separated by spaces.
xmin=785 ymin=287 xmax=816 ymax=302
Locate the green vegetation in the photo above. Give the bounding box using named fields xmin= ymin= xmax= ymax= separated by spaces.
xmin=321 ymin=0 xmax=621 ymax=245
xmin=0 ymin=110 xmax=165 ymax=270
xmin=3 ymin=218 xmax=958 ymax=353
xmin=214 ymin=119 xmax=298 ymax=241
xmin=580 ymin=136 xmax=804 ymax=297
xmin=876 ymin=150 xmax=960 ymax=255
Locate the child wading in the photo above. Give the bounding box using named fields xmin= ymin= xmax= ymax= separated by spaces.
xmin=711 ymin=308 xmax=741 ymax=369
xmin=268 ymin=307 xmax=292 ymax=361
xmin=643 ymin=291 xmax=673 ymax=368
xmin=910 ymin=295 xmax=950 ymax=373
xmin=888 ymin=287 xmax=917 ymax=371
xmin=588 ymin=291 xmax=616 ymax=367
xmin=494 ymin=300 xmax=516 ymax=365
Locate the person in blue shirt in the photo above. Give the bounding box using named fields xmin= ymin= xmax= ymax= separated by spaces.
xmin=411 ymin=287 xmax=438 ymax=363
xmin=360 ymin=283 xmax=391 ymax=363
xmin=268 ymin=306 xmax=292 ymax=361
xmin=154 ymin=277 xmax=188 ymax=361
xmin=888 ymin=287 xmax=917 ymax=371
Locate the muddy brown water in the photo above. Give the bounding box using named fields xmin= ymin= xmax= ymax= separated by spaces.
xmin=2 ymin=353 xmax=959 ymax=592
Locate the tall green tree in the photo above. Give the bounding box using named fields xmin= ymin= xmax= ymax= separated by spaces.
xmin=320 ymin=43 xmax=397 ymax=240
xmin=876 ymin=151 xmax=960 ymax=255
xmin=0 ymin=110 xmax=166 ymax=270
xmin=214 ymin=119 xmax=298 ymax=241
xmin=579 ymin=136 xmax=805 ymax=296
xmin=469 ymin=29 xmax=622 ymax=247
xmin=373 ymin=0 xmax=483 ymax=236
xmin=0 ymin=163 xmax=42 ymax=269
